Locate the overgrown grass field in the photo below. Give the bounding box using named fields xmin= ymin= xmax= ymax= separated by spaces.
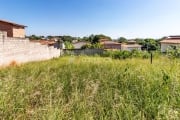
xmin=0 ymin=56 xmax=180 ymax=119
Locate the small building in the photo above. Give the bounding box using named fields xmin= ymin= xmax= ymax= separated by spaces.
xmin=0 ymin=20 xmax=26 ymax=38
xmin=100 ymin=40 xmax=121 ymax=49
xmin=73 ymin=41 xmax=89 ymax=49
xmin=160 ymin=36 xmax=180 ymax=52
xmin=121 ymin=44 xmax=142 ymax=51
xmin=127 ymin=40 xmax=137 ymax=44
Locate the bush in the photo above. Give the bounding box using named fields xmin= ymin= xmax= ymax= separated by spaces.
xmin=103 ymin=50 xmax=154 ymax=59
xmin=81 ymin=43 xmax=103 ymax=49
xmin=166 ymin=46 xmax=180 ymax=58
xmin=64 ymin=41 xmax=74 ymax=49
xmin=112 ymin=50 xmax=131 ymax=59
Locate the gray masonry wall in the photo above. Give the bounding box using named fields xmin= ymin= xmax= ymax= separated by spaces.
xmin=0 ymin=31 xmax=60 ymax=66
xmin=63 ymin=49 xmax=104 ymax=55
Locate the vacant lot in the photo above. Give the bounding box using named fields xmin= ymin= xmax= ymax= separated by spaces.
xmin=0 ymin=56 xmax=179 ymax=119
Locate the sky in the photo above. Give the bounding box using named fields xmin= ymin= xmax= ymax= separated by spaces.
xmin=0 ymin=0 xmax=180 ymax=39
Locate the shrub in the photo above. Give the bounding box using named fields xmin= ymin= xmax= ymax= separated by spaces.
xmin=81 ymin=43 xmax=103 ymax=49
xmin=64 ymin=41 xmax=74 ymax=49
xmin=103 ymin=50 xmax=157 ymax=59
xmin=166 ymin=46 xmax=180 ymax=58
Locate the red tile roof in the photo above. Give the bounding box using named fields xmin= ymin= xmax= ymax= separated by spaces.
xmin=100 ymin=41 xmax=121 ymax=45
xmin=121 ymin=44 xmax=141 ymax=47
xmin=160 ymin=39 xmax=180 ymax=44
xmin=0 ymin=20 xmax=27 ymax=28
xmin=30 ymin=40 xmax=56 ymax=45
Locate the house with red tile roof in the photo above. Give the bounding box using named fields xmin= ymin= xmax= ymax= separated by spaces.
xmin=100 ymin=40 xmax=121 ymax=49
xmin=160 ymin=36 xmax=180 ymax=52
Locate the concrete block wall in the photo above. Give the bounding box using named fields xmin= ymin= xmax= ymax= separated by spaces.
xmin=0 ymin=36 xmax=60 ymax=66
xmin=13 ymin=26 xmax=25 ymax=38
xmin=0 ymin=31 xmax=7 ymax=39
xmin=63 ymin=49 xmax=104 ymax=55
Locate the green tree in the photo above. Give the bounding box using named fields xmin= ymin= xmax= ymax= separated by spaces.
xmin=64 ymin=41 xmax=74 ymax=49
xmin=135 ymin=38 xmax=144 ymax=44
xmin=47 ymin=35 xmax=53 ymax=40
xmin=118 ymin=37 xmax=127 ymax=43
xmin=81 ymin=43 xmax=103 ymax=49
xmin=91 ymin=34 xmax=111 ymax=44
xmin=135 ymin=38 xmax=160 ymax=51
xmin=28 ymin=35 xmax=41 ymax=40
xmin=144 ymin=39 xmax=160 ymax=51
xmin=61 ymin=36 xmax=75 ymax=43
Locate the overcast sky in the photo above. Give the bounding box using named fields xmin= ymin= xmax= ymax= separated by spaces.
xmin=1 ymin=0 xmax=180 ymax=39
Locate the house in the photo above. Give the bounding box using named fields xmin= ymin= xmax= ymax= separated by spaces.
xmin=73 ymin=41 xmax=89 ymax=49
xmin=160 ymin=36 xmax=180 ymax=52
xmin=100 ymin=40 xmax=121 ymax=49
xmin=121 ymin=44 xmax=142 ymax=51
xmin=0 ymin=20 xmax=26 ymax=38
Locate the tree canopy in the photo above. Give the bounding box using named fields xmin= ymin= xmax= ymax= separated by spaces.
xmin=89 ymin=34 xmax=112 ymax=44
xmin=117 ymin=37 xmax=127 ymax=43
xmin=135 ymin=38 xmax=160 ymax=51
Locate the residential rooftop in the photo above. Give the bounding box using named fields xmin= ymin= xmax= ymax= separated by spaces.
xmin=160 ymin=35 xmax=180 ymax=44
xmin=0 ymin=19 xmax=27 ymax=28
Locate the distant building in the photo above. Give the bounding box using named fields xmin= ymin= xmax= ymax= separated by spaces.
xmin=121 ymin=44 xmax=142 ymax=51
xmin=118 ymin=40 xmax=141 ymax=51
xmin=100 ymin=40 xmax=121 ymax=49
xmin=73 ymin=41 xmax=89 ymax=49
xmin=127 ymin=40 xmax=137 ymax=44
xmin=160 ymin=36 xmax=180 ymax=52
xmin=0 ymin=20 xmax=26 ymax=38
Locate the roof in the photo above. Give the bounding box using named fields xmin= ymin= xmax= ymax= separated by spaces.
xmin=30 ymin=40 xmax=56 ymax=45
xmin=121 ymin=44 xmax=141 ymax=48
xmin=73 ymin=41 xmax=89 ymax=49
xmin=160 ymin=39 xmax=180 ymax=44
xmin=0 ymin=20 xmax=27 ymax=28
xmin=160 ymin=36 xmax=180 ymax=44
xmin=73 ymin=41 xmax=88 ymax=44
xmin=99 ymin=38 xmax=111 ymax=42
xmin=168 ymin=35 xmax=180 ymax=38
xmin=100 ymin=41 xmax=121 ymax=45
xmin=128 ymin=40 xmax=136 ymax=42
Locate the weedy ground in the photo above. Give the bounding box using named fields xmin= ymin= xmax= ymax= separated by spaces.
xmin=0 ymin=56 xmax=179 ymax=119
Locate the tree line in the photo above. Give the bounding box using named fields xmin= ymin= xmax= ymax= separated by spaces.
xmin=27 ymin=34 xmax=164 ymax=51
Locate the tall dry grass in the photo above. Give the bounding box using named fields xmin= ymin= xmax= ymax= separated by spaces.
xmin=0 ymin=56 xmax=179 ymax=119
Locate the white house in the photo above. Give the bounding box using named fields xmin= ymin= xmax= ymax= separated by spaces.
xmin=160 ymin=36 xmax=180 ymax=52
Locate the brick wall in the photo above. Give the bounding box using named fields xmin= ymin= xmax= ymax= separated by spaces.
xmin=0 ymin=21 xmax=13 ymax=37
xmin=0 ymin=31 xmax=7 ymax=39
xmin=0 ymin=34 xmax=61 ymax=66
xmin=0 ymin=21 xmax=25 ymax=38
xmin=12 ymin=26 xmax=25 ymax=38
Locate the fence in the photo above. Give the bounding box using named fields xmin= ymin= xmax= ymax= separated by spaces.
xmin=63 ymin=49 xmax=104 ymax=55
